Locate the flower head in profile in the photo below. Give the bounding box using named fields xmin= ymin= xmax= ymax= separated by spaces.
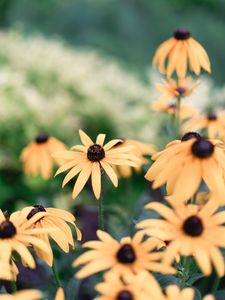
xmin=21 ymin=133 xmax=66 ymax=180
xmin=155 ymin=77 xmax=199 ymax=102
xmin=23 ymin=205 xmax=81 ymax=266
xmin=73 ymin=230 xmax=175 ymax=279
xmin=0 ymin=209 xmax=52 ymax=270
xmin=137 ymin=200 xmax=225 ymax=277
xmin=183 ymin=111 xmax=225 ymax=139
xmin=0 ymin=290 xmax=43 ymax=300
xmin=53 ymin=130 xmax=139 ymax=199
xmin=153 ymin=28 xmax=211 ymax=78
xmin=145 ymin=132 xmax=225 ymax=204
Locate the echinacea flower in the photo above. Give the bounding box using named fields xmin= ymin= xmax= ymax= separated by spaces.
xmin=182 ymin=111 xmax=225 ymax=139
xmin=21 ymin=133 xmax=66 ymax=180
xmin=73 ymin=230 xmax=175 ymax=279
xmin=151 ymin=101 xmax=196 ymax=120
xmin=114 ymin=139 xmax=155 ymax=178
xmin=155 ymin=77 xmax=199 ymax=102
xmin=53 ymin=130 xmax=139 ymax=199
xmin=22 ymin=205 xmax=81 ymax=266
xmin=153 ymin=28 xmax=211 ymax=78
xmin=0 ymin=290 xmax=43 ymax=300
xmin=137 ymin=200 xmax=225 ymax=277
xmin=145 ymin=132 xmax=225 ymax=204
xmin=54 ymin=288 xmax=65 ymax=300
xmin=0 ymin=209 xmax=52 ymax=269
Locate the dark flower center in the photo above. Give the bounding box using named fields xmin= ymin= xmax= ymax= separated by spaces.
xmin=168 ymin=104 xmax=176 ymax=109
xmin=35 ymin=133 xmax=49 ymax=144
xmin=191 ymin=138 xmax=214 ymax=159
xmin=117 ymin=291 xmax=133 ymax=300
xmin=174 ymin=28 xmax=191 ymax=40
xmin=207 ymin=112 xmax=217 ymax=121
xmin=0 ymin=220 xmax=17 ymax=239
xmin=176 ymin=87 xmax=186 ymax=96
xmin=181 ymin=132 xmax=201 ymax=142
xmin=116 ymin=244 xmax=136 ymax=264
xmin=27 ymin=205 xmax=46 ymax=220
xmin=87 ymin=144 xmax=105 ymax=162
xmin=183 ymin=216 xmax=203 ymax=237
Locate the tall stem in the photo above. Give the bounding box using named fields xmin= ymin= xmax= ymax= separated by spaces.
xmin=211 ymin=276 xmax=221 ymax=293
xmin=98 ymin=197 xmax=105 ymax=230
xmin=52 ymin=260 xmax=61 ymax=288
xmin=10 ymin=281 xmax=17 ymax=293
xmin=180 ymin=257 xmax=190 ymax=288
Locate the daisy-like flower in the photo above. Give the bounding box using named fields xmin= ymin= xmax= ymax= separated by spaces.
xmin=54 ymin=288 xmax=65 ymax=300
xmin=73 ymin=230 xmax=175 ymax=279
xmin=151 ymin=101 xmax=196 ymax=120
xmin=155 ymin=77 xmax=199 ymax=102
xmin=21 ymin=133 xmax=66 ymax=180
xmin=137 ymin=200 xmax=225 ymax=277
xmin=153 ymin=28 xmax=211 ymax=78
xmin=0 ymin=209 xmax=52 ymax=269
xmin=23 ymin=205 xmax=82 ymax=266
xmin=0 ymin=290 xmax=43 ymax=300
xmin=145 ymin=132 xmax=225 ymax=204
xmin=114 ymin=139 xmax=155 ymax=178
xmin=53 ymin=130 xmax=139 ymax=199
xmin=182 ymin=111 xmax=225 ymax=139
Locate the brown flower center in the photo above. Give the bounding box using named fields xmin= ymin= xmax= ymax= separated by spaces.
xmin=0 ymin=220 xmax=17 ymax=239
xmin=207 ymin=112 xmax=217 ymax=121
xmin=87 ymin=144 xmax=105 ymax=162
xmin=35 ymin=133 xmax=49 ymax=144
xmin=116 ymin=244 xmax=136 ymax=264
xmin=174 ymin=28 xmax=190 ymax=40
xmin=176 ymin=87 xmax=186 ymax=96
xmin=183 ymin=216 xmax=203 ymax=237
xmin=117 ymin=291 xmax=133 ymax=300
xmin=27 ymin=205 xmax=46 ymax=220
xmin=191 ymin=138 xmax=214 ymax=159
xmin=181 ymin=132 xmax=201 ymax=142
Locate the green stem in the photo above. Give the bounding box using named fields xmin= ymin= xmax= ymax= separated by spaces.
xmin=52 ymin=260 xmax=61 ymax=288
xmin=10 ymin=281 xmax=17 ymax=293
xmin=211 ymin=276 xmax=221 ymax=293
xmin=98 ymin=197 xmax=105 ymax=230
xmin=180 ymin=257 xmax=190 ymax=288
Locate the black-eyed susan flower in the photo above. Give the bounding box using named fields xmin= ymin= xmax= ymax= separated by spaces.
xmin=0 ymin=209 xmax=52 ymax=269
xmin=137 ymin=200 xmax=225 ymax=277
xmin=54 ymin=288 xmax=65 ymax=300
xmin=114 ymin=139 xmax=155 ymax=178
xmin=0 ymin=259 xmax=18 ymax=281
xmin=73 ymin=230 xmax=175 ymax=279
xmin=23 ymin=205 xmax=81 ymax=266
xmin=153 ymin=28 xmax=211 ymax=78
xmin=151 ymin=101 xmax=196 ymax=120
xmin=0 ymin=290 xmax=43 ymax=300
xmin=53 ymin=130 xmax=139 ymax=199
xmin=182 ymin=111 xmax=225 ymax=139
xmin=21 ymin=133 xmax=66 ymax=180
xmin=155 ymin=77 xmax=199 ymax=102
xmin=145 ymin=132 xmax=225 ymax=204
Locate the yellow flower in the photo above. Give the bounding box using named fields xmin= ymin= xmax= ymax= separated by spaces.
xmin=73 ymin=230 xmax=175 ymax=279
xmin=153 ymin=28 xmax=211 ymax=78
xmin=182 ymin=111 xmax=225 ymax=139
xmin=137 ymin=200 xmax=225 ymax=277
xmin=53 ymin=130 xmax=139 ymax=199
xmin=21 ymin=133 xmax=66 ymax=180
xmin=155 ymin=77 xmax=199 ymax=102
xmin=23 ymin=205 xmax=81 ymax=266
xmin=151 ymin=101 xmax=197 ymax=120
xmin=0 ymin=290 xmax=43 ymax=300
xmin=0 ymin=209 xmax=52 ymax=270
xmin=145 ymin=132 xmax=225 ymax=204
xmin=114 ymin=139 xmax=155 ymax=178
xmin=54 ymin=288 xmax=65 ymax=300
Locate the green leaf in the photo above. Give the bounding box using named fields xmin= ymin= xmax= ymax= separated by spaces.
xmin=154 ymin=273 xmax=179 ymax=288
xmin=214 ymin=290 xmax=225 ymax=300
xmin=187 ymin=273 xmax=204 ymax=285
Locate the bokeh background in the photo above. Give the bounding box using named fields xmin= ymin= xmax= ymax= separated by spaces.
xmin=1 ymin=0 xmax=225 ymax=298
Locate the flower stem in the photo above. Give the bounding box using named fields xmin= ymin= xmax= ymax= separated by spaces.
xmin=211 ymin=276 xmax=221 ymax=293
xmin=52 ymin=260 xmax=62 ymax=288
xmin=98 ymin=197 xmax=105 ymax=230
xmin=180 ymin=257 xmax=190 ymax=288
xmin=10 ymin=281 xmax=17 ymax=293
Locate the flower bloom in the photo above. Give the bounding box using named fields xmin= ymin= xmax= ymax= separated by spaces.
xmin=73 ymin=230 xmax=175 ymax=279
xmin=153 ymin=28 xmax=211 ymax=78
xmin=53 ymin=130 xmax=139 ymax=199
xmin=21 ymin=133 xmax=66 ymax=179
xmin=0 ymin=290 xmax=43 ymax=300
xmin=137 ymin=200 xmax=225 ymax=277
xmin=145 ymin=132 xmax=225 ymax=204
xmin=23 ymin=205 xmax=81 ymax=266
